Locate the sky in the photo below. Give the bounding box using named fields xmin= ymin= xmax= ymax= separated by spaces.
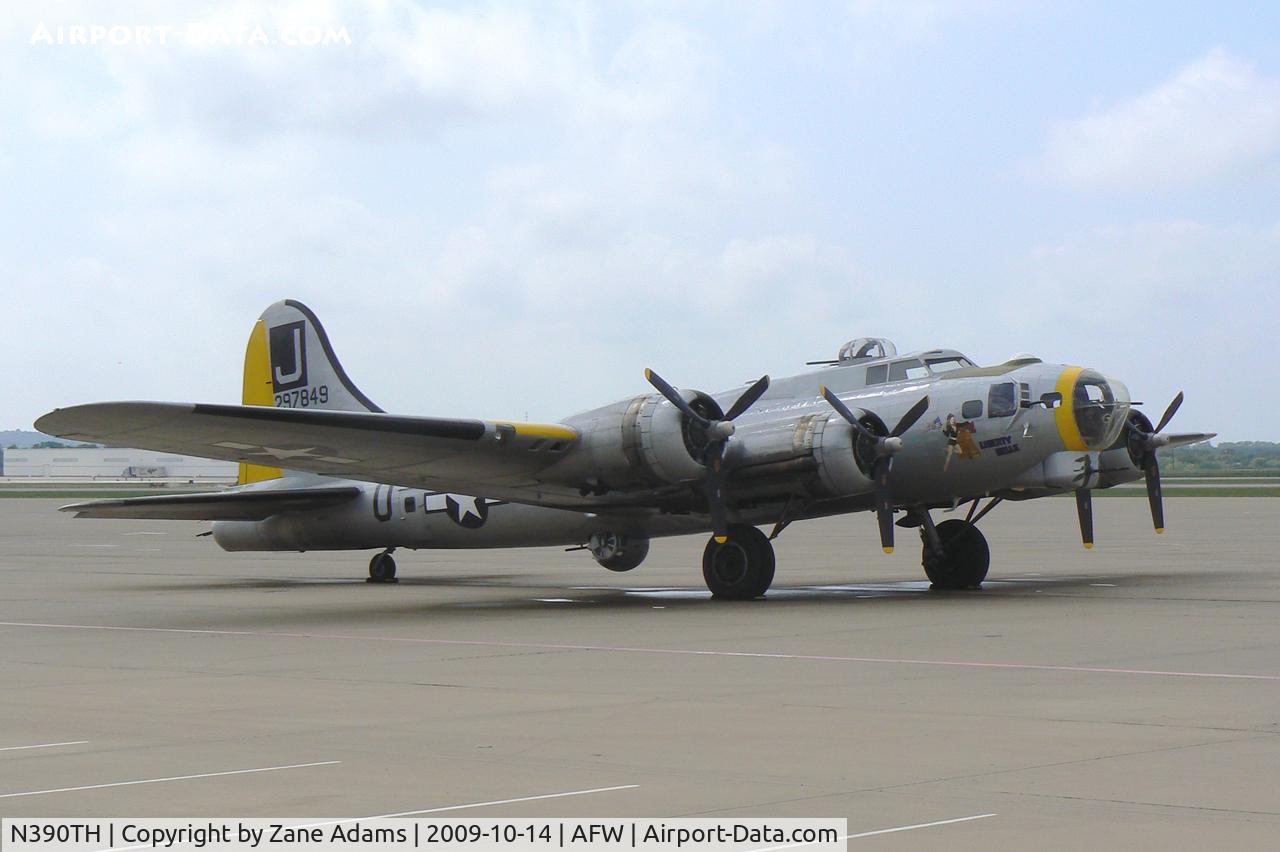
xmin=2 ymin=1 xmax=1277 ymax=441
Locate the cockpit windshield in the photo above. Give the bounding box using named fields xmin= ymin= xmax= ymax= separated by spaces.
xmin=1072 ymin=370 xmax=1130 ymax=449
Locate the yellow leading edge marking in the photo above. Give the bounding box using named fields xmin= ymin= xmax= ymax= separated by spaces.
xmin=499 ymin=422 xmax=579 ymax=441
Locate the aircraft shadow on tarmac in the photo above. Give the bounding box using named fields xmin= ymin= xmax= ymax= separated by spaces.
xmin=112 ymin=569 xmax=1228 ymax=632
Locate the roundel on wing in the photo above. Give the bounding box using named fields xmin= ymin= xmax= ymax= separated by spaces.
xmin=445 ymin=494 xmax=489 ymax=528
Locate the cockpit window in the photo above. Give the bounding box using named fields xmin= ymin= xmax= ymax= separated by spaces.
xmin=865 ymin=363 xmax=888 ymax=385
xmin=888 ymin=359 xmax=929 ymax=382
xmin=925 ymin=357 xmax=971 ymax=373
xmin=1072 ymin=370 xmax=1129 ymax=449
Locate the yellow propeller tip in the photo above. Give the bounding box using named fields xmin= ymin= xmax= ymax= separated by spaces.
xmin=644 ymin=368 xmax=652 ymax=379
xmin=1155 ymin=528 xmax=1164 ymax=534
xmin=882 ymin=546 xmax=894 ymax=554
xmin=818 ymin=385 xmax=827 ymax=395
xmin=714 ymin=535 xmax=728 ymax=544
xmin=1083 ymin=543 xmax=1094 ymax=550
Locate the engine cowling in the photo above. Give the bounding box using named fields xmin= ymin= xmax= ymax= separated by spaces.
xmin=552 ymin=391 xmax=723 ymax=491
xmin=725 ymin=411 xmax=876 ymax=503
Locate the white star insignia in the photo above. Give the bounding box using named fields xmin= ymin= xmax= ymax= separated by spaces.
xmin=449 ymin=494 xmax=483 ymax=520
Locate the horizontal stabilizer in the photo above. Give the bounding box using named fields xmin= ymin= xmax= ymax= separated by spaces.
xmin=60 ymin=486 xmax=362 ymax=521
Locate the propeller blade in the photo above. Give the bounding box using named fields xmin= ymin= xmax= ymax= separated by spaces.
xmin=724 ymin=375 xmax=771 ymax=421
xmin=819 ymin=386 xmax=878 ymax=442
xmin=703 ymin=442 xmax=729 ymax=542
xmin=1075 ymin=489 xmax=1094 ymax=549
xmin=873 ymin=456 xmax=895 ymax=553
xmin=890 ymin=395 xmax=931 ymax=438
xmin=1143 ymin=453 xmax=1164 ymax=533
xmin=1154 ymin=391 xmax=1184 ymax=435
xmin=645 ymin=368 xmax=710 ymax=427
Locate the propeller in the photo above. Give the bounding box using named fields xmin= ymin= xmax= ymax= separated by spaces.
xmin=1125 ymin=391 xmax=1184 ymax=534
xmin=645 ymin=370 xmax=771 ymax=543
xmin=1075 ymin=488 xmax=1094 ymax=549
xmin=819 ymin=387 xmax=930 ymax=553
xmin=1071 ymin=453 xmax=1097 ymax=549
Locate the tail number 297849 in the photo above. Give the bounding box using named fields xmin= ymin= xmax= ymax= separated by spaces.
xmin=275 ymin=386 xmax=329 ymax=408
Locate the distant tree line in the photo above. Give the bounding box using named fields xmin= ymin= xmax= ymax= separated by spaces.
xmin=1164 ymin=442 xmax=1280 ymax=476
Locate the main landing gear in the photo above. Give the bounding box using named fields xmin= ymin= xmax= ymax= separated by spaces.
xmin=915 ymin=507 xmax=990 ymax=590
xmin=702 ymin=524 xmax=775 ymax=599
xmin=367 ymin=548 xmax=398 ymax=583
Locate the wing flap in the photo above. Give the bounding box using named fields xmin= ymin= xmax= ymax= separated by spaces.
xmin=60 ymin=486 xmax=363 ymax=521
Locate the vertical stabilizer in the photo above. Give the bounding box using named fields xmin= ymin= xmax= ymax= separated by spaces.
xmin=236 ymin=300 xmax=382 ymax=485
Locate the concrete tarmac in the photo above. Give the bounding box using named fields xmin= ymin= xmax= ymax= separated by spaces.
xmin=1 ymin=497 xmax=1278 ymax=849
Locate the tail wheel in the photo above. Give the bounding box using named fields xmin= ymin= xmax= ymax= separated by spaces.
xmin=922 ymin=519 xmax=989 ymax=590
xmin=702 ymin=524 xmax=775 ymax=599
xmin=368 ymin=551 xmax=398 ymax=583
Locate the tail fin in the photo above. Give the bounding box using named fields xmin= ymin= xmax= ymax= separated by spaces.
xmin=237 ymin=299 xmax=382 ymax=484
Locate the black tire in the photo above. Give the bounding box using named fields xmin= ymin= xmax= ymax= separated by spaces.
xmin=368 ymin=552 xmax=398 ymax=583
xmin=702 ymin=524 xmax=776 ymax=599
xmin=923 ymin=520 xmax=989 ymax=589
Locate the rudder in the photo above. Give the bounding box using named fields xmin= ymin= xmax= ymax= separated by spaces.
xmin=237 ymin=299 xmax=382 ymax=485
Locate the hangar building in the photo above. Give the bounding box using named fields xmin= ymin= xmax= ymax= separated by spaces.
xmin=1 ymin=448 xmax=236 ymax=479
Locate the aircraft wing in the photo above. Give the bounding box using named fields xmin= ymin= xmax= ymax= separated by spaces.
xmin=36 ymin=402 xmax=591 ymax=506
xmin=60 ymin=486 xmax=363 ymax=520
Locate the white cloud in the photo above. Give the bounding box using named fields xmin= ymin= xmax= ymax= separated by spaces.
xmin=1 ymin=0 xmax=873 ymax=430
xmin=1006 ymin=219 xmax=1280 ymax=440
xmin=1039 ymin=48 xmax=1280 ymax=190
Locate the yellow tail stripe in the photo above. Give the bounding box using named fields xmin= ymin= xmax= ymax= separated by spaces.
xmin=237 ymin=319 xmax=282 ymax=485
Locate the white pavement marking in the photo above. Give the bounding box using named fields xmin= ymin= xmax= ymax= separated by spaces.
xmin=747 ymin=814 xmax=997 ymax=851
xmin=121 ymin=532 xmax=166 ymax=536
xmin=0 ymin=760 xmax=339 ymax=799
xmin=0 ymin=740 xmax=88 ymax=753
xmin=845 ymin=813 xmax=997 ymax=841
xmin=298 ymin=784 xmax=641 ymax=825
xmin=2 ymin=621 xmax=1278 ymax=682
xmin=93 ymin=784 xmax=639 ymax=851
xmin=67 ymin=544 xmax=117 ymax=548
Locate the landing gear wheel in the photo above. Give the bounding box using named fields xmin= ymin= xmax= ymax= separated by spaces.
xmin=923 ymin=520 xmax=989 ymax=590
xmin=702 ymin=524 xmax=775 ymax=599
xmin=367 ymin=551 xmax=398 ymax=584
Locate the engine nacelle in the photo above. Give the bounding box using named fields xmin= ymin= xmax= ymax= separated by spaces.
xmin=726 ymin=412 xmax=875 ymax=502
xmin=811 ymin=414 xmax=875 ymax=496
xmin=589 ymin=531 xmax=650 ymax=572
xmin=553 ymin=392 xmax=720 ymax=490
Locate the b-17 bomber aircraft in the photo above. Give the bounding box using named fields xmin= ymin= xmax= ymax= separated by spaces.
xmin=37 ymin=301 xmax=1215 ymax=598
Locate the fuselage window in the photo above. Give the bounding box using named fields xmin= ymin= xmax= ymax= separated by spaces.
xmin=865 ymin=363 xmax=888 ymax=385
xmin=926 ymin=357 xmax=969 ymax=373
xmin=404 ymin=496 xmax=416 ymax=513
xmin=888 ymin=359 xmax=929 ymax=382
xmin=988 ymin=382 xmax=1017 ymax=418
xmin=962 ymin=399 xmax=983 ymax=419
